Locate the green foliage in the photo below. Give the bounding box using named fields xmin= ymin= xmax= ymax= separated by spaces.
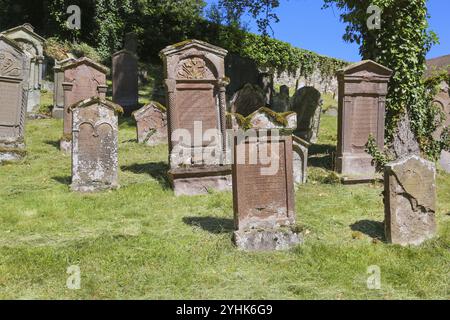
xmin=44 ymin=37 xmax=101 ymax=62
xmin=365 ymin=135 xmax=392 ymax=172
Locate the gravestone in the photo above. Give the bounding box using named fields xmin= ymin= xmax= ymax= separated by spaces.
xmin=439 ymin=150 xmax=450 ymax=172
xmin=292 ymin=86 xmax=322 ymax=143
xmin=230 ymin=83 xmax=266 ymax=117
xmin=272 ymin=85 xmax=291 ymax=113
xmin=112 ymin=49 xmax=139 ymax=114
xmin=232 ymin=130 xmax=302 ymax=251
xmin=335 ymin=60 xmax=392 ymax=183
xmin=293 ymin=136 xmax=311 ymax=185
xmin=52 ymin=57 xmax=75 ymax=119
xmin=132 ymin=101 xmax=168 ymax=145
xmin=430 ymin=80 xmax=450 ymax=173
xmin=60 ymin=57 xmax=109 ymax=152
xmin=70 ymin=97 xmax=123 ymax=192
xmin=384 ymin=155 xmax=437 ymax=246
xmin=160 ymin=40 xmax=231 ymax=196
xmin=0 ymin=35 xmax=29 ymax=163
xmin=124 ymin=32 xmax=138 ymax=54
xmin=1 ymin=24 xmax=45 ymax=112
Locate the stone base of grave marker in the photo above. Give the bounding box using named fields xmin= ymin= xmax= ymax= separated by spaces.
xmin=337 ymin=153 xmax=381 ymax=184
xmin=52 ymin=106 xmax=64 ymax=119
xmin=169 ymin=166 xmax=232 ymax=196
xmin=233 ymin=227 xmax=303 ymax=251
xmin=384 ymin=155 xmax=437 ymax=246
xmin=0 ymin=139 xmax=26 ymax=164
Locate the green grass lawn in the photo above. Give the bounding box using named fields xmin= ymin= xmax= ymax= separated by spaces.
xmin=0 ymin=113 xmax=448 ymax=300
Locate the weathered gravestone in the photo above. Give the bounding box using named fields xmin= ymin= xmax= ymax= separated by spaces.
xmin=132 ymin=101 xmax=168 ymax=145
xmin=160 ymin=40 xmax=231 ymax=196
xmin=70 ymin=97 xmax=123 ymax=192
xmin=232 ymin=129 xmax=302 ymax=251
xmin=60 ymin=57 xmax=109 ymax=153
xmin=439 ymin=150 xmax=450 ymax=172
xmin=272 ymin=85 xmax=291 ymax=113
xmin=52 ymin=57 xmax=75 ymax=119
xmin=124 ymin=32 xmax=138 ymax=54
xmin=227 ymin=108 xmax=309 ymax=186
xmin=230 ymin=83 xmax=266 ymax=117
xmin=430 ymin=80 xmax=450 ymax=173
xmin=292 ymin=86 xmax=322 ymax=143
xmin=1 ymin=24 xmax=45 ymax=112
xmin=0 ymin=35 xmax=29 ymax=163
xmin=112 ymin=49 xmax=138 ymax=114
xmin=336 ymin=60 xmax=392 ymax=183
xmin=384 ymin=155 xmax=437 ymax=246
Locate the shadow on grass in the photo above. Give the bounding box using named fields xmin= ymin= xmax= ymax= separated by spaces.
xmin=121 ymin=161 xmax=171 ymax=189
xmin=308 ymin=144 xmax=336 ymax=170
xmin=351 ymin=220 xmax=386 ymax=242
xmin=44 ymin=140 xmax=60 ymax=150
xmin=183 ymin=216 xmax=234 ymax=234
xmin=52 ymin=175 xmax=71 ymax=185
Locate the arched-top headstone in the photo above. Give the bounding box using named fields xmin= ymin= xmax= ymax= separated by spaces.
xmin=60 ymin=57 xmax=109 ymax=152
xmin=230 ymin=83 xmax=266 ymax=117
xmin=292 ymin=86 xmax=322 ymax=143
xmin=0 ymin=35 xmax=29 ymax=163
xmin=335 ymin=60 xmax=392 ymax=183
xmin=160 ymin=39 xmax=231 ymax=196
xmin=1 ymin=24 xmax=45 ymax=112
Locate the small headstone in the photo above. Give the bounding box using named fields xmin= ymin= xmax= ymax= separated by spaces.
xmin=292 ymin=87 xmax=322 ymax=143
xmin=52 ymin=57 xmax=76 ymax=119
xmin=293 ymin=136 xmax=310 ymax=185
xmin=439 ymin=150 xmax=450 ymax=173
xmin=1 ymin=24 xmax=45 ymax=112
xmin=335 ymin=60 xmax=392 ymax=183
xmin=232 ymin=130 xmax=302 ymax=251
xmin=112 ymin=49 xmax=139 ymax=114
xmin=132 ymin=102 xmax=168 ymax=145
xmin=70 ymin=98 xmax=123 ymax=192
xmin=384 ymin=155 xmax=437 ymax=246
xmin=0 ymin=35 xmax=29 ymax=163
xmin=60 ymin=57 xmax=109 ymax=153
xmin=230 ymin=83 xmax=266 ymax=117
xmin=272 ymin=85 xmax=290 ymax=113
xmin=160 ymin=40 xmax=231 ymax=196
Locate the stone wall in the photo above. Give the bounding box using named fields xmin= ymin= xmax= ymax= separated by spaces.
xmin=274 ymin=68 xmax=338 ymax=97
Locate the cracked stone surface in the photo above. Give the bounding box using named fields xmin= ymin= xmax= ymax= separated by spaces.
xmin=384 ymin=155 xmax=437 ymax=246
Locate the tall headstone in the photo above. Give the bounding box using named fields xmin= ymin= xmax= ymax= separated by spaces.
xmin=132 ymin=101 xmax=168 ymax=145
xmin=52 ymin=57 xmax=75 ymax=119
xmin=70 ymin=97 xmax=122 ymax=192
xmin=384 ymin=155 xmax=437 ymax=246
xmin=230 ymin=83 xmax=266 ymax=117
xmin=292 ymin=86 xmax=322 ymax=143
xmin=232 ymin=129 xmax=302 ymax=251
xmin=60 ymin=57 xmax=109 ymax=152
xmin=0 ymin=35 xmax=29 ymax=163
xmin=336 ymin=60 xmax=392 ymax=183
xmin=160 ymin=40 xmax=231 ymax=196
xmin=112 ymin=49 xmax=139 ymax=114
xmin=1 ymin=24 xmax=45 ymax=112
xmin=124 ymin=32 xmax=138 ymax=54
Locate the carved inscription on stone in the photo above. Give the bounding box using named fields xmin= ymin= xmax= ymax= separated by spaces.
xmin=0 ymin=82 xmax=20 ymax=128
xmin=351 ymin=96 xmax=378 ymax=151
xmin=0 ymin=51 xmax=21 ymax=77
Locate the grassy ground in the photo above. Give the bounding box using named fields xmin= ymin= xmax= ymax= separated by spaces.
xmin=0 ymin=112 xmax=449 ymax=299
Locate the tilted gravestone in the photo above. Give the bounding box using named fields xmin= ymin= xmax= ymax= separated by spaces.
xmin=232 ymin=129 xmax=302 ymax=251
xmin=384 ymin=155 xmax=437 ymax=246
xmin=0 ymin=35 xmax=29 ymax=163
xmin=60 ymin=57 xmax=109 ymax=153
xmin=112 ymin=49 xmax=139 ymax=114
xmin=160 ymin=40 xmax=231 ymax=196
xmin=1 ymin=24 xmax=45 ymax=112
xmin=132 ymin=101 xmax=168 ymax=146
xmin=292 ymin=86 xmax=322 ymax=143
xmin=230 ymin=83 xmax=266 ymax=117
xmin=70 ymin=97 xmax=123 ymax=192
xmin=52 ymin=57 xmax=75 ymax=119
xmin=336 ymin=60 xmax=392 ymax=183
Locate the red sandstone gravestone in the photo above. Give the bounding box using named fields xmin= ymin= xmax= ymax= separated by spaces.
xmin=0 ymin=35 xmax=29 ymax=163
xmin=60 ymin=57 xmax=109 ymax=153
xmin=70 ymin=97 xmax=123 ymax=192
xmin=112 ymin=49 xmax=139 ymax=114
xmin=160 ymin=40 xmax=231 ymax=196
xmin=232 ymin=129 xmax=302 ymax=251
xmin=336 ymin=60 xmax=392 ymax=183
xmin=132 ymin=101 xmax=168 ymax=146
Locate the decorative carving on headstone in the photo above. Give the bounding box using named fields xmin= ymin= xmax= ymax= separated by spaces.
xmin=132 ymin=102 xmax=168 ymax=146
xmin=60 ymin=57 xmax=109 ymax=153
xmin=0 ymin=35 xmax=29 ymax=163
xmin=335 ymin=60 xmax=392 ymax=183
xmin=384 ymin=155 xmax=437 ymax=246
xmin=160 ymin=40 xmax=231 ymax=196
xmin=70 ymin=98 xmax=123 ymax=192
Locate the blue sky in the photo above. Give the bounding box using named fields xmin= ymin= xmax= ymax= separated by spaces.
xmin=205 ymin=0 xmax=449 ymax=62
